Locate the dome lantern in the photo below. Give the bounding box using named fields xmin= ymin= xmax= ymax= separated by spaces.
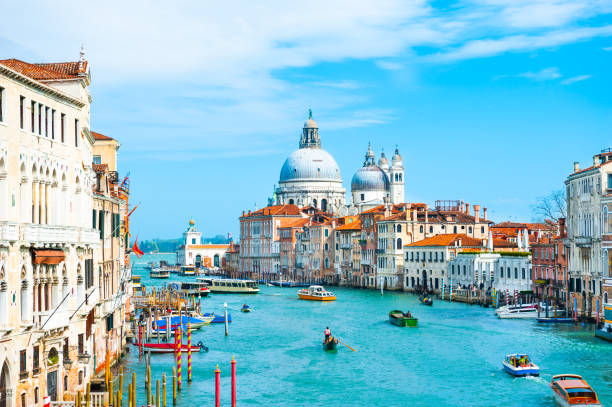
xmin=300 ymin=109 xmax=321 ymax=148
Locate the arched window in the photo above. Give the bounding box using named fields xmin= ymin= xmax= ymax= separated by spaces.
xmin=289 ymin=199 xmax=294 ymax=205
xmin=213 ymin=254 xmax=220 ymax=267
xmin=321 ymin=199 xmax=327 ymax=212
xmin=397 ymin=224 xmax=401 ymax=232
xmin=396 ymin=238 xmax=402 ymax=249
xmin=324 ymin=257 xmax=329 ymax=268
xmin=324 ymin=243 xmax=328 ymax=251
xmin=604 ymin=207 xmax=609 ymax=234
xmin=313 ymin=199 xmax=317 ymax=208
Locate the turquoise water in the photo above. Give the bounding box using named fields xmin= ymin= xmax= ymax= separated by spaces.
xmin=125 ymin=254 xmax=611 ymax=406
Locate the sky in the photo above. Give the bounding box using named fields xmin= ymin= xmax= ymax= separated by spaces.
xmin=1 ymin=0 xmax=611 ymax=240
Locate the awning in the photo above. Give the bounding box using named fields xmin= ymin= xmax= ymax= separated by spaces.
xmin=32 ymin=249 xmax=65 ymax=265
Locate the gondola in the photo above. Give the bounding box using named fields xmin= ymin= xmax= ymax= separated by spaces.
xmin=323 ymin=336 xmax=338 ymax=351
xmin=419 ymin=295 xmax=433 ymax=306
xmin=241 ymin=305 xmax=252 ymax=313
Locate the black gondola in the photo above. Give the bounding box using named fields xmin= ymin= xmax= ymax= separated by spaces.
xmin=419 ymin=295 xmax=433 ymax=306
xmin=323 ymin=336 xmax=338 ymax=351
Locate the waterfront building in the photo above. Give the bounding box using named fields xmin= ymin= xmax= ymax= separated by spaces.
xmin=239 ymin=205 xmax=306 ymax=280
xmin=0 ymin=54 xmax=101 ymax=405
xmin=565 ymin=151 xmax=612 ymax=317
xmin=274 ymin=112 xmax=346 ymax=213
xmin=176 ymin=220 xmax=230 ymax=269
xmin=491 ymin=221 xmax=557 ymax=245
xmin=278 ymin=218 xmax=309 ymax=281
xmin=449 ymin=250 xmax=532 ymax=293
xmin=601 ymin=194 xmax=612 ymax=305
xmin=403 ymin=234 xmax=483 ymax=293
xmin=224 ymin=241 xmax=240 ymax=278
xmin=293 ymin=213 xmax=335 ymax=283
xmin=334 ymin=217 xmax=361 ymax=286
xmin=350 ymin=144 xmax=404 ymax=212
xmin=531 ymin=219 xmax=568 ymax=305
xmin=91 ymin=132 xmax=131 ymax=382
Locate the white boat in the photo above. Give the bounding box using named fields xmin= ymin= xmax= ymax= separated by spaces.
xmin=502 ymin=354 xmax=539 ymax=377
xmin=197 ymin=278 xmax=260 ymax=294
xmin=496 ymin=303 xmax=561 ymax=319
xmin=297 ymin=285 xmax=336 ymax=301
xmin=150 ymin=268 xmax=170 ymax=279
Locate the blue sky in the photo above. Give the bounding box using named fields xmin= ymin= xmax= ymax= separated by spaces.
xmin=1 ymin=1 xmax=612 ymax=240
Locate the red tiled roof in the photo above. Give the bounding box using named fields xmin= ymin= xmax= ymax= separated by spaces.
xmin=92 ymin=131 xmax=114 ymax=141
xmin=279 ymin=218 xmax=310 ymax=228
xmin=243 ymin=204 xmax=302 ymax=217
xmin=0 ymin=58 xmax=87 ymax=81
xmin=336 ymin=220 xmax=362 ymax=231
xmin=406 ymin=234 xmax=482 ymax=247
xmin=188 ymin=244 xmax=230 ymax=249
xmin=570 ymin=159 xmax=612 ymax=176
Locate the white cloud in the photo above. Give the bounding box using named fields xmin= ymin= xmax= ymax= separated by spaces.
xmin=518 ymin=67 xmax=562 ymax=81
xmin=375 ymin=60 xmax=404 ymax=71
xmin=604 ymin=46 xmax=612 ymax=51
xmin=561 ymin=74 xmax=592 ymax=85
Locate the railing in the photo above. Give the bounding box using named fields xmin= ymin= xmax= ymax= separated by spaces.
xmin=0 ymin=222 xmax=19 ymax=241
xmin=575 ymin=236 xmax=592 ymax=247
xmin=19 ymin=224 xmax=99 ymax=245
xmin=51 ymin=392 xmax=107 ymax=407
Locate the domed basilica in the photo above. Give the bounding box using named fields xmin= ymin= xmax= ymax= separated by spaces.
xmin=275 ymin=111 xmax=404 ymax=214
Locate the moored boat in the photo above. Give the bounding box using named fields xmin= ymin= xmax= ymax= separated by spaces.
xmin=179 ymin=265 xmax=196 ymax=276
xmin=502 ymin=354 xmax=539 ymax=377
xmin=154 ymin=315 xmax=214 ymax=331
xmin=132 ymin=342 xmax=205 ymax=353
xmin=595 ymin=302 xmax=612 ymax=342
xmin=323 ymin=336 xmax=338 ymax=351
xmin=150 ymin=268 xmax=170 ymax=279
xmin=389 ymin=310 xmax=418 ymax=327
xmin=201 ymin=313 xmax=232 ymax=323
xmin=537 ymin=317 xmax=574 ymax=323
xmin=241 ymin=304 xmax=252 ymax=313
xmin=419 ymin=295 xmax=433 ymax=306
xmin=550 ymin=374 xmax=600 ymax=406
xmin=297 ymin=285 xmax=336 ymax=301
xmin=169 ymin=281 xmax=210 ymax=297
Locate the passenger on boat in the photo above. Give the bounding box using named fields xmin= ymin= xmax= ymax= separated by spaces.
xmin=404 ymin=311 xmax=412 ymax=318
xmin=324 ymin=327 xmax=331 ymax=342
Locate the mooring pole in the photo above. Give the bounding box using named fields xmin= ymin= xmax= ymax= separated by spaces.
xmin=224 ymin=302 xmax=229 ymax=336
xmin=231 ymin=356 xmax=237 ymax=407
xmin=162 ymin=373 xmax=167 ymax=407
xmin=187 ymin=321 xmax=192 ymax=383
xmin=172 ymin=367 xmax=177 ymax=405
xmin=215 ymin=365 xmax=221 ymax=407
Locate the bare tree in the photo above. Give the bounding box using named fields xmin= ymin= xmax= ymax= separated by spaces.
xmin=533 ymin=189 xmax=567 ymax=222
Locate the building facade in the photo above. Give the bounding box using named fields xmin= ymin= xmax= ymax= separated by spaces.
xmin=0 ymin=55 xmax=105 ymax=406
xmin=176 ymin=220 xmax=229 ymax=269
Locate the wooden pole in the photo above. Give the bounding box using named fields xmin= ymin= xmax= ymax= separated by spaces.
xmin=108 ymin=372 xmax=113 ymax=406
xmin=172 ymin=367 xmax=177 ymax=405
xmin=162 ymin=373 xmax=167 ymax=407
xmin=86 ymin=382 xmax=91 ymax=407
xmin=131 ymin=372 xmax=136 ymax=407
xmin=156 ymin=380 xmax=160 ymax=407
xmin=147 ymin=364 xmax=152 ymax=406
xmin=177 ymin=326 xmax=182 ymax=390
xmin=119 ymin=367 xmax=124 ymax=405
xmin=76 ymin=391 xmax=82 ymax=407
xmin=128 ymin=382 xmax=132 ymax=407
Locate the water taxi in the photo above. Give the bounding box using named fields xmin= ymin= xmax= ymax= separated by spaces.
xmin=169 ymin=281 xmax=210 ymax=297
xmin=502 ymin=354 xmax=539 ymax=377
xmin=297 ymin=285 xmax=336 ymax=301
xmin=389 ymin=310 xmax=418 ymax=327
xmin=550 ymin=374 xmax=600 ymax=406
xmin=150 ymin=268 xmax=170 ymax=279
xmin=197 ymin=278 xmax=260 ymax=294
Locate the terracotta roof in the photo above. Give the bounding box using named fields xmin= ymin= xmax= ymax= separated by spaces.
xmin=493 ymin=238 xmax=517 ymax=248
xmin=569 ymin=159 xmax=612 ymax=176
xmin=406 ymin=234 xmax=482 ymax=247
xmin=243 ymin=204 xmax=302 ymax=217
xmin=279 ymin=218 xmax=310 ymax=228
xmin=92 ymin=131 xmax=114 ymax=141
xmin=0 ymin=58 xmax=87 ymax=81
xmin=187 ymin=244 xmax=230 ymax=249
xmin=336 ymin=220 xmax=361 ymax=231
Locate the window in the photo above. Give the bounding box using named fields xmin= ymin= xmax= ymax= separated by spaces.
xmin=360 ymin=193 xmax=365 ymax=201
xmin=78 ymin=334 xmax=84 ymax=355
xmin=325 ymin=229 xmax=328 ymax=237
xmin=51 ymin=109 xmax=55 ymax=139
xmin=45 ymin=107 xmax=49 ymax=136
xmin=99 ymin=211 xmax=104 ymax=239
xmin=453 ymin=226 xmax=457 ymax=233
xmin=106 ymin=314 xmax=114 ymax=332
xmin=34 ymin=388 xmax=39 ymax=404
xmin=74 ymin=118 xmax=79 ymax=147
xmin=396 ymin=238 xmax=402 ymax=249
xmin=19 ymin=96 xmax=25 ymax=128
xmin=608 ymin=174 xmax=612 ymax=189
xmin=534 ymin=249 xmax=538 ymax=259
xmin=463 ymin=265 xmax=466 ymax=275
xmin=33 ymin=346 xmax=39 ymax=369
xmin=61 ymin=113 xmax=65 ymax=142
xmin=20 ymin=349 xmax=27 ymax=372
xmin=64 ymin=375 xmax=68 ymax=392
xmin=419 ymin=225 xmax=423 ymax=233
xmin=0 ymin=86 xmax=4 ymax=122
xmin=451 ymin=264 xmax=455 ymax=275
xmin=522 ymin=268 xmax=525 ymax=279
xmin=514 ymin=268 xmax=518 ymax=279
xmin=191 ymin=238 xmax=196 ymax=244
xmin=85 ymin=259 xmax=94 ymax=290
xmin=38 ymin=103 xmax=42 ymax=134
xmin=469 ymin=226 xmax=472 ymax=233
xmin=31 ymin=101 xmax=36 ymax=132
xmin=63 ymin=338 xmax=69 ymax=361
xmin=21 ymin=393 xmax=26 ymax=407
xmin=92 ymin=209 xmax=97 ymax=229
xmin=429 ymin=226 xmax=433 ymax=233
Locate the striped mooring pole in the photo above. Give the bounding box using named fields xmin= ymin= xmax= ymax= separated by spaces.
xmin=514 ymin=289 xmax=518 ymax=305
xmin=441 ymin=278 xmax=445 ymax=300
xmin=505 ymin=289 xmax=509 ymax=306
xmin=177 ymin=326 xmax=182 ymax=390
xmin=187 ymin=321 xmax=192 ymax=383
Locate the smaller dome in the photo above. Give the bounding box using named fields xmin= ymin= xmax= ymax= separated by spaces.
xmin=351 ymin=165 xmax=390 ymax=192
xmin=304 ymin=118 xmax=318 ymax=128
xmin=378 ymin=151 xmax=388 ymax=168
xmin=392 ymin=146 xmax=402 ymax=163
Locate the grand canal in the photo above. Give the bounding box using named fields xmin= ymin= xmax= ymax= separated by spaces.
xmin=125 ymin=255 xmax=611 ymax=406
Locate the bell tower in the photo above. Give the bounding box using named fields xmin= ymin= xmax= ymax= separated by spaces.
xmin=390 ymin=146 xmax=405 ymax=204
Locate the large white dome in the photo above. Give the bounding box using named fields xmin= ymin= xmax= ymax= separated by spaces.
xmin=279 ymin=148 xmax=342 ymax=182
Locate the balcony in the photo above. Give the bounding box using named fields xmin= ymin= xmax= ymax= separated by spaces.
xmin=0 ymin=222 xmax=19 ymax=242
xmin=358 ymin=239 xmax=367 ymax=246
xmin=19 ymin=371 xmax=29 ymax=380
xmin=20 ymin=224 xmax=99 ymax=246
xmin=575 ymin=236 xmax=592 ymax=247
xmin=375 ymin=248 xmax=385 ymax=254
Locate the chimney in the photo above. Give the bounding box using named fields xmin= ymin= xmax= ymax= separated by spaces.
xmin=465 ymin=203 xmax=470 ymax=214
xmin=483 ymin=207 xmax=487 ymax=220
xmin=473 ymin=204 xmax=480 ymax=223
xmin=242 ymin=211 xmax=245 ymax=216
xmin=574 ymin=161 xmax=580 ymax=173
xmin=594 ymin=155 xmax=600 ymax=167
xmin=559 ymin=218 xmax=567 ymax=238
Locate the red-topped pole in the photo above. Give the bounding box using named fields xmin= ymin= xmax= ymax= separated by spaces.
xmin=215 ymin=365 xmax=221 ymax=407
xmin=187 ymin=321 xmax=192 ymax=383
xmin=231 ymin=356 xmax=236 ymax=407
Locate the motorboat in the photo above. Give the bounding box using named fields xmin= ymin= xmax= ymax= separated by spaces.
xmin=197 ymin=278 xmax=260 ymax=294
xmin=550 ymin=374 xmax=600 ymax=406
xmin=502 ymin=354 xmax=539 ymax=377
xmin=168 ymin=281 xmax=210 ymax=297
xmin=179 ymin=265 xmax=196 ymax=276
xmin=595 ymin=302 xmax=612 ymax=342
xmin=154 ymin=315 xmax=214 ymax=331
xmin=132 ymin=275 xmax=143 ymax=295
xmin=297 ymin=285 xmax=336 ymax=301
xmin=389 ymin=310 xmax=418 ymax=327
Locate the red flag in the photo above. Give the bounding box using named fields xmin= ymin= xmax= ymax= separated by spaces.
xmin=131 ymin=235 xmax=144 ymax=258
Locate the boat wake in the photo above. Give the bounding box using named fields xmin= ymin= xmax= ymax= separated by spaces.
xmin=524 ymin=375 xmax=547 ymax=385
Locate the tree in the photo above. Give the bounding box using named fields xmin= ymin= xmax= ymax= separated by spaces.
xmin=533 ymin=189 xmax=567 ymax=222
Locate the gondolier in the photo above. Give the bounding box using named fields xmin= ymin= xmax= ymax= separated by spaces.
xmin=324 ymin=327 xmax=331 ymax=342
